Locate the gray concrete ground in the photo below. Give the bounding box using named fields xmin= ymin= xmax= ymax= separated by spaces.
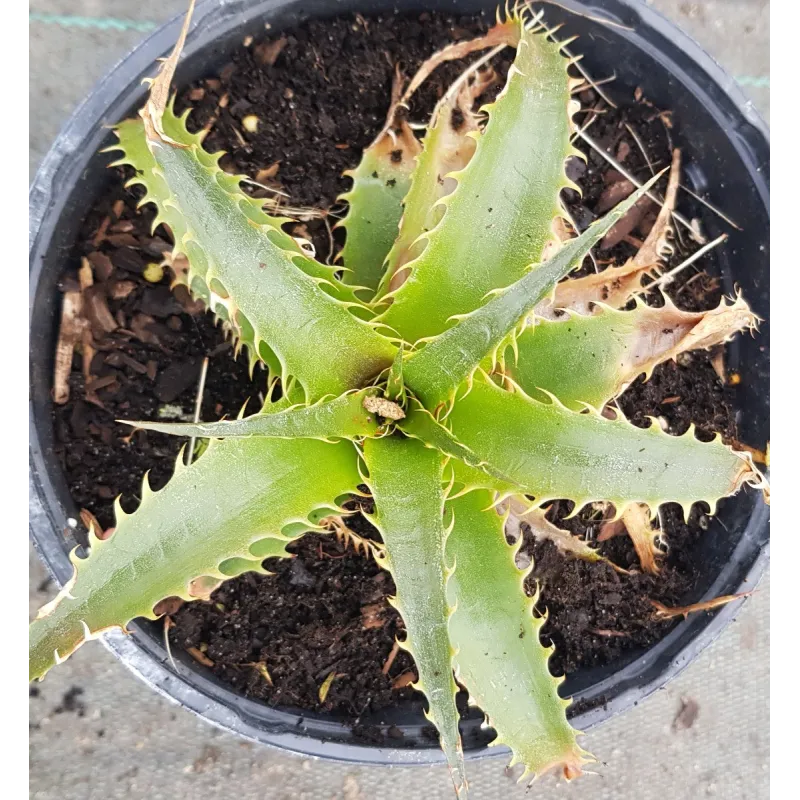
xmin=29 ymin=1 xmax=769 ymax=798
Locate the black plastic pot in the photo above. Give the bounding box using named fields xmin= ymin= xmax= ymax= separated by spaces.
xmin=30 ymin=0 xmax=769 ymax=766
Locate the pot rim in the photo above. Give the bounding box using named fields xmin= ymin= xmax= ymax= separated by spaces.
xmin=29 ymin=0 xmax=770 ymax=767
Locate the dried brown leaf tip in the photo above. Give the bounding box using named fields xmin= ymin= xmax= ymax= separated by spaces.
xmin=399 ymin=18 xmax=520 ymax=106
xmin=322 ymin=514 xmax=384 ymax=560
xmin=617 ymin=293 xmax=758 ymax=388
xmin=600 ymin=503 xmax=663 ymax=575
xmin=542 ymin=149 xmax=683 ymax=318
xmin=651 ymin=591 xmax=754 ymax=620
xmin=140 ymin=0 xmax=196 ymax=145
xmin=501 ymin=497 xmax=628 ymax=574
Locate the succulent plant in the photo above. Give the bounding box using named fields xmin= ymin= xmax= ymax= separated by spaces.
xmin=30 ymin=5 xmax=767 ymax=796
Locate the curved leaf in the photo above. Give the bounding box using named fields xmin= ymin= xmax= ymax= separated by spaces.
xmin=447 ymin=489 xmax=590 ymax=780
xmin=109 ymin=110 xmax=396 ymax=400
xmin=362 ymin=437 xmax=466 ymax=798
xmin=339 ymin=17 xmax=517 ymax=300
xmin=30 ymin=438 xmax=360 ymax=680
xmin=376 ymin=64 xmax=497 ymax=299
xmin=378 ymin=19 xmax=579 ymax=343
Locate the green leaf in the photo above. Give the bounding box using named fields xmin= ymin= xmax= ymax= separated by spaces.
xmin=338 ymin=122 xmax=421 ymax=296
xmin=447 ymin=490 xmax=590 ymax=780
xmin=362 ymin=437 xmax=466 ymax=798
xmin=402 ymin=175 xmax=662 ymax=407
xmin=375 ymin=67 xmax=493 ymax=300
xmin=121 ymin=388 xmax=382 ymax=441
xmin=30 ymin=437 xmax=360 ymax=681
xmin=505 ymin=294 xmax=757 ymax=411
xmin=446 ymin=376 xmax=762 ymax=514
xmin=399 ymin=401 xmax=520 ymax=489
xmin=386 ymin=346 xmax=406 ymax=404
xmin=109 ymin=110 xmax=396 ymax=400
xmin=377 ymin=20 xmax=579 ymax=343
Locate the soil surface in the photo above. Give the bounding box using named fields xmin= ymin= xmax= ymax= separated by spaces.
xmin=51 ymin=12 xmax=741 ymax=723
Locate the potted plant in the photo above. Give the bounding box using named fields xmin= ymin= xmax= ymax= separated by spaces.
xmin=29 ymin=0 xmax=769 ymax=793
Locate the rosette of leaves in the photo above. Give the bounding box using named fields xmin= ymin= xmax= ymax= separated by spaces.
xmin=30 ymin=5 xmax=767 ymax=796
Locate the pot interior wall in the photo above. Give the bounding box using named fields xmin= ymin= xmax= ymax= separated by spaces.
xmin=29 ymin=0 xmax=769 ymax=758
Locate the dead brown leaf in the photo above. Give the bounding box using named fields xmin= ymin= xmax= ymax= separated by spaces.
xmin=186 ymin=646 xmax=214 ymax=667
xmin=392 ymin=670 xmax=416 ymax=689
xmin=501 ymin=497 xmax=627 ymax=574
xmin=361 ymin=602 xmax=386 ymax=630
xmin=140 ymin=0 xmax=196 ymax=144
xmin=651 ymin=591 xmax=754 ymax=620
xmin=610 ymin=503 xmax=664 ymax=575
xmin=53 ymin=291 xmax=87 ymax=404
xmin=254 ymin=36 xmax=288 ymax=66
xmin=399 ymin=19 xmax=519 ymax=107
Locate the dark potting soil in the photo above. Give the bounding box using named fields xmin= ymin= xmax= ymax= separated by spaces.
xmin=52 ymin=12 xmax=743 ymax=722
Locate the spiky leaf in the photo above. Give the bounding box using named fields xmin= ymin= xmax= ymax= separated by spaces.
xmin=338 ymin=122 xmax=421 ymax=296
xmin=377 ymin=20 xmax=578 ymax=343
xmin=507 ymin=294 xmax=756 ymax=411
xmin=402 ymin=175 xmax=661 ymax=407
xmin=446 ymin=377 xmax=761 ymax=513
xmin=362 ymin=437 xmax=466 ymax=798
xmin=400 ymin=401 xmax=519 ymax=488
xmin=447 ymin=489 xmax=590 ymax=780
xmin=110 ymin=110 xmax=396 ymax=399
xmin=122 ymin=388 xmax=382 ymax=441
xmin=501 ymin=496 xmax=615 ymax=569
xmin=30 ymin=437 xmax=360 ymax=680
xmin=376 ymin=67 xmax=493 ymax=299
